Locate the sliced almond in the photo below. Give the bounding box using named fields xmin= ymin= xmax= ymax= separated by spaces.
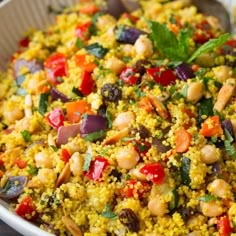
xmin=62 ymin=216 xmax=82 ymax=236
xmin=102 ymin=127 xmax=129 ymax=146
xmin=55 ymin=163 xmax=71 ymax=188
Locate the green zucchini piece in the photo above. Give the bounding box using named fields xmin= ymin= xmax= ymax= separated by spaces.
xmin=180 ymin=156 xmax=191 ymax=186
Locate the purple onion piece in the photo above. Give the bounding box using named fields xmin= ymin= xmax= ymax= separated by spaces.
xmin=175 ymin=63 xmax=195 ymax=81
xmin=222 ymin=119 xmax=235 ymax=141
xmin=80 ymin=115 xmax=107 ymax=134
xmin=14 ymin=59 xmax=42 ymax=76
xmin=115 ymin=25 xmax=147 ymax=44
xmin=50 ymin=87 xmax=70 ymax=102
xmin=0 ymin=176 xmax=27 ymax=199
xmin=56 ymin=124 xmax=81 ymax=146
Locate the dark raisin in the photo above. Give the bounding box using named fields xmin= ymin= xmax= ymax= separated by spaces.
xmin=118 ymin=208 xmax=140 ymax=232
xmin=98 ymin=104 xmax=107 ymax=117
xmin=138 ymin=124 xmax=150 ymax=139
xmin=133 ymin=59 xmax=152 ymax=76
xmin=109 ymin=169 xmax=122 ymax=182
xmin=225 ymin=51 xmax=236 ymax=67
xmin=177 ymin=206 xmax=195 ymax=221
xmin=101 ymin=83 xmax=122 ymax=102
xmin=152 ymin=137 xmax=171 ymax=153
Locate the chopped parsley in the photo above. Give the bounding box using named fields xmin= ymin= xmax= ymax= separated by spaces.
xmin=84 ymin=130 xmax=106 ymax=142
xmin=198 ymin=194 xmax=220 ymax=202
xmin=101 ymin=203 xmax=117 ymax=219
xmin=83 ymin=153 xmax=93 ymax=171
xmin=20 ymin=130 xmax=31 ymax=142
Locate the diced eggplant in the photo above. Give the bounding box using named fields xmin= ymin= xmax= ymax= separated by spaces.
xmin=0 ymin=176 xmax=27 ymax=199
xmin=115 ymin=25 xmax=147 ymax=44
xmin=14 ymin=59 xmax=42 ymax=76
xmin=175 ymin=63 xmax=195 ymax=81
xmin=80 ymin=115 xmax=107 ymax=134
xmin=56 ymin=124 xmax=81 ymax=146
xmin=50 ymin=87 xmax=70 ymax=102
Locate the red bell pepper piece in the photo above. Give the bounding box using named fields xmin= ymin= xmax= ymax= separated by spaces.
xmin=193 ymin=20 xmax=214 ymax=44
xmin=14 ymin=159 xmax=27 ymax=169
xmin=75 ymin=22 xmax=91 ymax=41
xmin=139 ymin=163 xmax=165 ymax=184
xmin=0 ymin=154 xmax=4 ymax=167
xmin=217 ymin=215 xmax=232 ymax=236
xmin=46 ymin=108 xmax=65 ymax=130
xmin=86 ymin=156 xmax=109 ymax=181
xmin=79 ymin=71 xmax=94 ymax=96
xmin=15 ymin=195 xmax=37 ymax=221
xmin=120 ymin=179 xmax=151 ymax=198
xmin=61 ymin=149 xmax=71 ymax=163
xmin=147 ymin=67 xmax=176 ymax=86
xmin=19 ymin=37 xmax=30 ymax=48
xmin=44 ymin=53 xmax=67 ymax=84
xmin=120 ymin=67 xmax=139 ymax=85
xmin=132 ymin=140 xmax=151 ymax=156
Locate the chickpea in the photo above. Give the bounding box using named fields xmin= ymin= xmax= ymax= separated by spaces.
xmin=129 ymin=163 xmax=146 ymax=181
xmin=200 ymin=200 xmax=224 ymax=217
xmin=213 ymin=65 xmax=232 ymax=83
xmin=113 ymin=111 xmax=134 ymax=130
xmin=200 ymin=144 xmax=218 ymax=164
xmin=105 ymin=57 xmax=125 ymax=75
xmin=116 ymin=147 xmax=140 ymax=169
xmin=208 ymin=179 xmax=232 ymax=198
xmin=3 ymin=103 xmax=24 ymax=124
xmin=134 ymin=35 xmax=153 ymax=58
xmin=69 ymin=152 xmax=84 ymax=176
xmin=148 ymin=195 xmax=168 ymax=217
xmin=35 ymin=151 xmax=53 ymax=168
xmin=187 ymin=81 xmax=203 ymax=103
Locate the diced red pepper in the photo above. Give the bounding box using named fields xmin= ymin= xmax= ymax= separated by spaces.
xmin=15 ymin=195 xmax=37 ymax=221
xmin=75 ymin=22 xmax=91 ymax=41
xmin=217 ymin=215 xmax=232 ymax=236
xmin=85 ymin=156 xmax=109 ymax=181
xmin=120 ymin=67 xmax=139 ymax=85
xmin=121 ymin=13 xmax=139 ymax=24
xmin=219 ymin=39 xmax=236 ymax=54
xmin=61 ymin=149 xmax=71 ymax=163
xmin=46 ymin=108 xmax=65 ymax=130
xmin=193 ymin=20 xmax=214 ymax=44
xmin=19 ymin=37 xmax=30 ymax=48
xmin=44 ymin=53 xmax=67 ymax=84
xmin=79 ymin=71 xmax=94 ymax=96
xmin=139 ymin=163 xmax=165 ymax=184
xmin=120 ymin=179 xmax=151 ymax=198
xmin=147 ymin=67 xmax=176 ymax=86
xmin=14 ymin=159 xmax=27 ymax=169
xmin=0 ymin=154 xmax=4 ymax=167
xmin=132 ymin=140 xmax=151 ymax=156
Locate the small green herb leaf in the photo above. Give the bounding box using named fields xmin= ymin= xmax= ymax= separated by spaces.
xmin=224 ymin=129 xmax=236 ymax=160
xmin=101 ymin=203 xmax=118 ymax=219
xmin=75 ymin=38 xmax=84 ymax=49
xmin=188 ymin=33 xmax=230 ymax=63
xmin=20 ymin=130 xmax=31 ymax=142
xmin=86 ymin=43 xmax=108 ymax=59
xmin=83 ymin=153 xmax=93 ymax=171
xmin=180 ymin=156 xmax=191 ymax=186
xmin=106 ymin=110 xmax=112 ymax=129
xmin=38 ymin=92 xmax=49 ymax=115
xmin=50 ymin=145 xmax=58 ymax=152
xmin=27 ymin=164 xmax=38 ymax=176
xmin=84 ymin=130 xmax=106 ymax=142
xmin=198 ymin=194 xmax=220 ymax=202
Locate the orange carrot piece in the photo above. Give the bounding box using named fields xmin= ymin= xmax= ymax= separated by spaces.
xmin=139 ymin=97 xmax=153 ymax=112
xmin=66 ymin=100 xmax=93 ymax=123
xmin=200 ymin=115 xmax=223 ymax=137
xmin=79 ymin=4 xmax=99 ymax=14
xmin=175 ymin=128 xmax=192 ymax=153
xmin=75 ymin=54 xmax=97 ymax=72
xmin=14 ymin=159 xmax=27 ymax=169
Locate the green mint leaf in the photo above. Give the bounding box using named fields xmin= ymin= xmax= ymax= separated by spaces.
xmin=75 ymin=38 xmax=84 ymax=49
xmin=188 ymin=33 xmax=230 ymax=63
xmin=50 ymin=145 xmax=58 ymax=152
xmin=86 ymin=43 xmax=108 ymax=59
xmin=83 ymin=153 xmax=93 ymax=171
xmin=20 ymin=130 xmax=31 ymax=142
xmin=27 ymin=164 xmax=38 ymax=176
xmin=101 ymin=203 xmax=117 ymax=219
xmin=147 ymin=20 xmax=189 ymax=61
xmin=224 ymin=129 xmax=234 ymax=143
xmin=179 ymin=84 xmax=188 ymax=98
xmin=84 ymin=130 xmax=106 ymax=142
xmin=106 ymin=110 xmax=112 ymax=129
xmin=198 ymin=194 xmax=220 ymax=202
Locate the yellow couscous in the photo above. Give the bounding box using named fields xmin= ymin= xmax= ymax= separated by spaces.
xmin=0 ymin=0 xmax=236 ymax=235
